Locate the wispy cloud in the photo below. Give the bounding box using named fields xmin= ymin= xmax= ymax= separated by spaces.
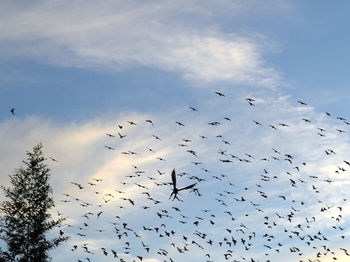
xmin=0 ymin=0 xmax=284 ymax=87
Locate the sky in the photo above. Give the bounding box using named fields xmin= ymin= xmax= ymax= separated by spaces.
xmin=1 ymin=1 xmax=350 ymax=261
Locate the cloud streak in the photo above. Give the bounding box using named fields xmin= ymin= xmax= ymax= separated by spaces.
xmin=0 ymin=0 xmax=281 ymax=87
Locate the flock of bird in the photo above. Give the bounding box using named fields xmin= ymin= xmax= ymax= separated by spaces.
xmin=13 ymin=91 xmax=350 ymax=262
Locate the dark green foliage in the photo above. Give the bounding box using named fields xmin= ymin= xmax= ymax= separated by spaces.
xmin=0 ymin=144 xmax=68 ymax=262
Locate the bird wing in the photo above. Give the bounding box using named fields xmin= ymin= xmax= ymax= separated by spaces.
xmin=178 ymin=183 xmax=197 ymax=191
xmin=171 ymin=169 xmax=177 ymax=190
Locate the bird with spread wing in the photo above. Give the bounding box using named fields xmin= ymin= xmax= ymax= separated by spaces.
xmin=169 ymin=169 xmax=196 ymax=201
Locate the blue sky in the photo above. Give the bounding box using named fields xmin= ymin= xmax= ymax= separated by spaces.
xmin=1 ymin=1 xmax=350 ymax=262
xmin=1 ymin=1 xmax=350 ymax=120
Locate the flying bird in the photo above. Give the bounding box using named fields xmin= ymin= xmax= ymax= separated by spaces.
xmin=175 ymin=121 xmax=185 ymax=126
xmin=49 ymin=157 xmax=58 ymax=162
xmin=169 ymin=169 xmax=196 ymax=201
xmin=10 ymin=107 xmax=15 ymax=115
xmin=145 ymin=119 xmax=153 ymax=125
xmin=215 ymin=91 xmax=225 ymax=97
xmin=118 ymin=132 xmax=127 ymax=138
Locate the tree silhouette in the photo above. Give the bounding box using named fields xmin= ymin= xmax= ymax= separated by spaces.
xmin=0 ymin=143 xmax=68 ymax=262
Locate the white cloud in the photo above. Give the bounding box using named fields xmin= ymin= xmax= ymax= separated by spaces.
xmin=1 ymin=89 xmax=350 ymax=261
xmin=0 ymin=0 xmax=283 ymax=87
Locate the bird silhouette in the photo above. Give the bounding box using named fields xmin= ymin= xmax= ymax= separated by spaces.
xmin=169 ymin=169 xmax=196 ymax=201
xmin=297 ymin=100 xmax=307 ymax=105
xmin=215 ymin=91 xmax=225 ymax=97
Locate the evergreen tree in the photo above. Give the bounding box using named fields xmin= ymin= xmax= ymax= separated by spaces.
xmin=0 ymin=143 xmax=68 ymax=262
